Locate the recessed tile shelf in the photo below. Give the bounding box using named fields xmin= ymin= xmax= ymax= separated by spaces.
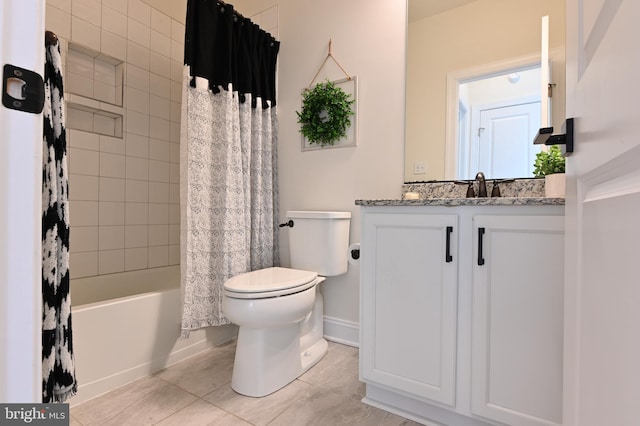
xmin=66 ymin=43 xmax=124 ymax=138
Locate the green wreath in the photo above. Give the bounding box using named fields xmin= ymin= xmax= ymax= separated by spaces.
xmin=296 ymin=80 xmax=355 ymax=146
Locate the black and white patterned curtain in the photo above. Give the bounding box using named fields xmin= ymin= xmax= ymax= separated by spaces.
xmin=42 ymin=33 xmax=77 ymax=402
xmin=180 ymin=1 xmax=280 ymax=335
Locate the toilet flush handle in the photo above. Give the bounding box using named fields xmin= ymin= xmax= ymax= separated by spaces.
xmin=278 ymin=220 xmax=294 ymax=228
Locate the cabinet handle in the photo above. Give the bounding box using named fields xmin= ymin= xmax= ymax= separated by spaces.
xmin=445 ymin=226 xmax=453 ymax=263
xmin=478 ymin=227 xmax=485 ymax=266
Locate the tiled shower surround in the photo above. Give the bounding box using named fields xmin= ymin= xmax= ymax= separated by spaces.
xmin=46 ymin=0 xmax=185 ymax=278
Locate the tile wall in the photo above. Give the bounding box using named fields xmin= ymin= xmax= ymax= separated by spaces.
xmin=46 ymin=0 xmax=185 ymax=278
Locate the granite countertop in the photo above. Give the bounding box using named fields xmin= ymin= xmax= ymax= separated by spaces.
xmin=355 ymin=197 xmax=565 ymax=207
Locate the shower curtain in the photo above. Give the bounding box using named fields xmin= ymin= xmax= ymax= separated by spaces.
xmin=42 ymin=33 xmax=77 ymax=402
xmin=180 ymin=0 xmax=281 ymax=336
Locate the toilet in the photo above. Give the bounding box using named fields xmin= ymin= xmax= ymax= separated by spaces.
xmin=222 ymin=211 xmax=351 ymax=397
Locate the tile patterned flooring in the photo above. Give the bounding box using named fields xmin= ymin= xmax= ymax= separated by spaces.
xmin=70 ymin=341 xmax=422 ymax=425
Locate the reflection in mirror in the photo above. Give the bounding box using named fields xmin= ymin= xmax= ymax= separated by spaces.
xmin=405 ymin=0 xmax=565 ymax=182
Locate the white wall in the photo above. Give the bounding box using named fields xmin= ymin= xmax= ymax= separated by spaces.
xmin=235 ymin=0 xmax=407 ymax=342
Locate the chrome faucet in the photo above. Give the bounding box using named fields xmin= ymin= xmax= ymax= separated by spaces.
xmin=475 ymin=172 xmax=487 ymax=197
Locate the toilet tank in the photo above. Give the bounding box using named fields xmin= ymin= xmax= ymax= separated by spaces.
xmin=287 ymin=211 xmax=351 ymax=276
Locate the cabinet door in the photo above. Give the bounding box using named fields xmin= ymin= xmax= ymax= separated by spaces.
xmin=361 ymin=212 xmax=458 ymax=406
xmin=471 ymin=215 xmax=564 ymax=426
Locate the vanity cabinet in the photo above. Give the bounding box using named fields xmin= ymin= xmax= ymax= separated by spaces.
xmin=360 ymin=212 xmax=458 ymax=406
xmin=360 ymin=205 xmax=564 ymax=426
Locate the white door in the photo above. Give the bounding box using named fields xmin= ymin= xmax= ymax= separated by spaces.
xmin=564 ymin=0 xmax=640 ymax=425
xmin=473 ymin=101 xmax=541 ymax=179
xmin=0 ymin=0 xmax=45 ymax=402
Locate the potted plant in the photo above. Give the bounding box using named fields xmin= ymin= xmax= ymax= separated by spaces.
xmin=533 ymin=145 xmax=566 ymax=197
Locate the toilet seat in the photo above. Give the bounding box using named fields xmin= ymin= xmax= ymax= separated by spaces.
xmin=224 ymin=267 xmax=318 ymax=299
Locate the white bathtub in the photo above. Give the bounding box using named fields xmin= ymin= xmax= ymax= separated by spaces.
xmin=69 ymin=266 xmax=237 ymax=406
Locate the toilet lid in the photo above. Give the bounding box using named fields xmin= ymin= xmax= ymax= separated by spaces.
xmin=224 ymin=267 xmax=318 ymax=299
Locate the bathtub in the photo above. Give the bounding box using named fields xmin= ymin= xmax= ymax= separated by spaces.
xmin=69 ymin=266 xmax=237 ymax=406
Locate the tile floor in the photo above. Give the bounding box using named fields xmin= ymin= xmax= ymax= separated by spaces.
xmin=70 ymin=341 xmax=422 ymax=425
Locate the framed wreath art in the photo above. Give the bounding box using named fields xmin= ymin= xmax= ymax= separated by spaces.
xmin=297 ymin=77 xmax=357 ymax=150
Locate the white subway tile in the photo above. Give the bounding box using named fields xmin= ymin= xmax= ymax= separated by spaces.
xmin=71 ymin=17 xmax=101 ymax=51
xmin=168 ymin=204 xmax=180 ymax=225
xmin=260 ymin=6 xmax=279 ymax=31
xmin=128 ymin=18 xmax=150 ymax=48
xmin=99 ymin=225 xmax=125 ymax=250
xmin=150 ymin=30 xmax=171 ymax=57
xmin=125 ymin=179 xmax=149 ymax=203
xmin=148 ymin=245 xmax=168 ymax=268
xmin=94 ymin=59 xmax=117 ymax=85
xmin=148 ymin=224 xmax=168 ymax=246
xmin=49 ymin=0 xmax=71 ymax=13
xmin=125 ymin=87 xmax=150 ymax=114
xmin=128 ymin=0 xmax=151 ymax=26
xmin=170 ymin=39 xmax=182 ymax=62
xmin=99 ymin=152 xmax=125 ymax=178
xmin=168 ymin=244 xmax=180 ymax=265
xmin=127 ymin=41 xmax=150 ymax=70
xmin=46 ymin=5 xmax=72 ymax=41
xmin=149 ymin=95 xmax=170 ymax=120
xmin=151 ymin=9 xmax=171 ymax=36
xmin=170 ymin=81 xmax=182 ymax=102
xmin=98 ymin=249 xmax=125 ymax=274
xmin=148 ymin=160 xmax=169 ymax=183
xmin=149 ymin=117 xmax=170 ymax=141
xmin=149 ymin=138 xmax=170 ymax=161
xmin=93 ymin=111 xmax=117 ymax=134
xmin=69 ymin=129 xmax=100 ymax=150
xmin=169 ymin=183 xmax=179 ymax=204
xmin=126 ymin=110 xmax=150 ymax=136
xmin=126 ymin=64 xmax=150 ymax=91
xmin=170 ymin=101 xmax=181 ymax=123
xmin=169 ymin=163 xmax=179 ymax=184
xmin=125 ymin=247 xmax=148 ymax=271
xmin=149 ymin=73 xmax=171 ymax=98
xmin=94 ymin=82 xmax=117 ymax=104
xmin=126 ymin=156 xmax=149 ymax=180
xmin=125 ymin=133 xmax=149 ymax=158
xmin=168 ymin=224 xmax=180 ymax=245
xmin=70 ymin=251 xmax=98 ymax=278
xmin=125 ymin=201 xmax=149 ymax=225
xmin=69 ymin=174 xmax=99 ymax=201
xmin=70 ymin=226 xmax=98 ymax=252
xmin=125 ymin=225 xmax=148 ymax=248
xmin=102 ymin=0 xmax=126 ymax=14
xmin=148 ymin=182 xmax=169 ymax=203
xmin=67 ymin=49 xmax=94 ymax=77
xmin=99 ymin=177 xmax=125 ymax=201
xmin=102 ymin=4 xmax=127 ymax=36
xmin=169 ymin=142 xmax=180 ymax=164
xmin=66 ymin=72 xmax=94 ymax=98
xmin=150 ymin=51 xmax=171 ymax=78
xmin=170 ymin=59 xmax=183 ymax=82
xmin=100 ymin=135 xmax=125 ymax=154
xmin=67 ymin=107 xmax=95 ymax=132
xmin=170 ymin=20 xmax=184 ymax=42
xmin=148 ymin=203 xmax=169 ymax=225
xmin=70 ymin=148 xmax=99 ymax=176
xmin=98 ymin=201 xmax=125 ymax=225
xmin=72 ymin=0 xmax=101 ymax=27
xmin=170 ymin=121 xmax=180 ymax=143
xmin=70 ymin=200 xmax=99 ymax=226
xmin=101 ymin=30 xmax=127 ymax=61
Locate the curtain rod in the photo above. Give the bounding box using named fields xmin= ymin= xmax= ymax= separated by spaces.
xmin=216 ymin=0 xmax=246 ymax=21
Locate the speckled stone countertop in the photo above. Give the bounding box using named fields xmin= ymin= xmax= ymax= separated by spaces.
xmin=356 ymin=178 xmax=565 ymax=207
xmin=355 ymin=197 xmax=565 ymax=207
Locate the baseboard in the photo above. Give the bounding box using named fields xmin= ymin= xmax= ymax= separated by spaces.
xmin=323 ymin=315 xmax=359 ymax=348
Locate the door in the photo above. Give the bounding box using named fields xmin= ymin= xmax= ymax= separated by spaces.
xmin=471 ymin=215 xmax=564 ymax=426
xmin=472 ymin=101 xmax=541 ymax=179
xmin=564 ymin=0 xmax=640 ymax=425
xmin=0 ymin=0 xmax=45 ymax=402
xmin=360 ymin=212 xmax=458 ymax=406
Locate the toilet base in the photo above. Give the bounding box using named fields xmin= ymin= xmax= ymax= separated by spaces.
xmin=230 ymin=326 xmax=328 ymax=398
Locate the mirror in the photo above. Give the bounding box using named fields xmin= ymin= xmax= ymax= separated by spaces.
xmin=405 ymin=0 xmax=566 ymax=182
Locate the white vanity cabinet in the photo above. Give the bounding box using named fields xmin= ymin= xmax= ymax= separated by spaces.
xmin=359 ymin=204 xmax=564 ymax=426
xmin=360 ymin=212 xmax=458 ymax=406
